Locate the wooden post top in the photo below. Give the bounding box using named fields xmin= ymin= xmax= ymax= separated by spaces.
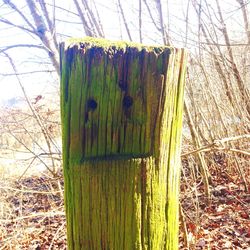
xmin=60 ymin=37 xmax=185 ymax=162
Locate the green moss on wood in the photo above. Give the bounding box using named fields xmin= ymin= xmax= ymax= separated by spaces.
xmin=60 ymin=37 xmax=187 ymax=249
xmin=64 ymin=36 xmax=168 ymax=54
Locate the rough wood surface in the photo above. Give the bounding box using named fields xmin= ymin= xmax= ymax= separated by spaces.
xmin=60 ymin=37 xmax=187 ymax=249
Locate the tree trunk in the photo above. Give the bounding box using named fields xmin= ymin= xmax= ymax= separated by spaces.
xmin=60 ymin=37 xmax=187 ymax=249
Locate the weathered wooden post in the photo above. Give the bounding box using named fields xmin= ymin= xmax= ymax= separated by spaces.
xmin=60 ymin=37 xmax=187 ymax=249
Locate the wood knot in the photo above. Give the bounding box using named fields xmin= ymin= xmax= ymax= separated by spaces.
xmin=87 ymin=98 xmax=97 ymax=111
xmin=123 ymin=96 xmax=133 ymax=108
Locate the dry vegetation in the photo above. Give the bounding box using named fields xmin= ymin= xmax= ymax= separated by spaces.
xmin=0 ymin=0 xmax=249 ymax=249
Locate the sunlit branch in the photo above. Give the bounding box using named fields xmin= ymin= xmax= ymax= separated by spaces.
xmin=0 ymin=44 xmax=49 ymax=54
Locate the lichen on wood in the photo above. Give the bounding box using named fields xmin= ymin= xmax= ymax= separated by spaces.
xmin=60 ymin=37 xmax=187 ymax=249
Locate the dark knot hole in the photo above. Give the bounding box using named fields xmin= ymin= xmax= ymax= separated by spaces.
xmin=123 ymin=96 xmax=133 ymax=109
xmin=87 ymin=98 xmax=98 ymax=111
xmin=85 ymin=98 xmax=97 ymax=123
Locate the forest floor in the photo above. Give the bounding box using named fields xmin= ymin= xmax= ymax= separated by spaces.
xmin=0 ymin=169 xmax=249 ymax=249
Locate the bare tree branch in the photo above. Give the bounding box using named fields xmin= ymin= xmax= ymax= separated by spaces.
xmin=117 ymin=0 xmax=132 ymax=41
xmin=215 ymin=0 xmax=250 ymax=116
xmin=25 ymin=0 xmax=59 ymax=75
xmin=182 ymin=134 xmax=250 ymax=157
xmin=3 ymin=0 xmax=36 ymax=31
xmin=92 ymin=0 xmax=105 ymax=37
xmin=3 ymin=52 xmax=58 ymax=176
xmin=155 ymin=0 xmax=170 ymax=45
xmin=142 ymin=0 xmax=161 ymax=32
xmin=236 ymin=0 xmax=250 ymax=44
xmin=0 ymin=17 xmax=37 ymax=35
xmin=38 ymin=0 xmax=58 ymax=49
xmin=139 ymin=0 xmax=142 ymax=43
xmin=0 ymin=70 xmax=55 ymax=76
xmin=0 ymin=44 xmax=49 ymax=54
xmin=72 ymin=0 xmax=94 ymax=36
xmin=82 ymin=0 xmax=105 ymax=37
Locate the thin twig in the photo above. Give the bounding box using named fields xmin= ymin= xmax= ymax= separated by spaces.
xmin=4 ymin=53 xmax=58 ymax=177
xmin=139 ymin=0 xmax=142 ymax=43
xmin=0 ymin=70 xmax=55 ymax=76
xmin=0 ymin=18 xmax=36 ymax=34
xmin=3 ymin=0 xmax=36 ymax=30
xmin=72 ymin=0 xmax=93 ymax=36
xmin=0 ymin=211 xmax=65 ymax=223
xmin=182 ymin=134 xmax=250 ymax=157
xmin=0 ymin=186 xmax=63 ymax=194
xmin=117 ymin=0 xmax=132 ymax=41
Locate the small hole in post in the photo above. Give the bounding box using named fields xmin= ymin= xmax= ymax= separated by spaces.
xmin=87 ymin=98 xmax=98 ymax=111
xmin=123 ymin=96 xmax=133 ymax=108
